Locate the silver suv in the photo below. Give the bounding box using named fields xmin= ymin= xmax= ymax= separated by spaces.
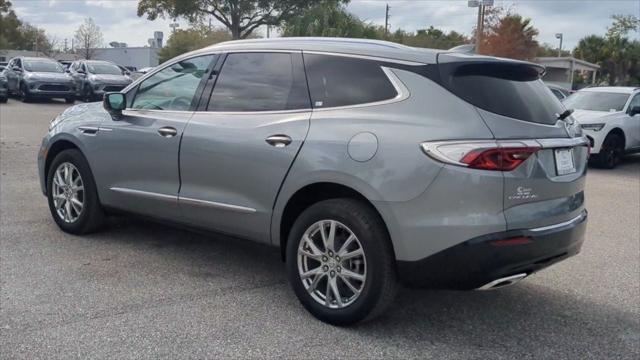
xmin=38 ymin=38 xmax=588 ymax=325
xmin=67 ymin=60 xmax=133 ymax=102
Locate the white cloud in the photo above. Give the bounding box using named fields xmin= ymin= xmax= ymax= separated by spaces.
xmin=10 ymin=0 xmax=640 ymax=49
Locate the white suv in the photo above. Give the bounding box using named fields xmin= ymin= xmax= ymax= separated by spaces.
xmin=564 ymin=87 xmax=640 ymax=168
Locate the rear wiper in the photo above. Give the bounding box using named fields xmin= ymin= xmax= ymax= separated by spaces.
xmin=557 ymin=109 xmax=574 ymax=121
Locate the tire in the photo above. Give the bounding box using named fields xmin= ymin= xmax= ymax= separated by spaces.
xmin=47 ymin=149 xmax=105 ymax=234
xmin=19 ymin=83 xmax=31 ymax=103
xmin=592 ymin=133 xmax=624 ymax=169
xmin=83 ymin=85 xmax=94 ymax=103
xmin=0 ymin=96 xmax=7 ymax=103
xmin=65 ymin=96 xmax=75 ymax=104
xmin=286 ymin=198 xmax=397 ymax=326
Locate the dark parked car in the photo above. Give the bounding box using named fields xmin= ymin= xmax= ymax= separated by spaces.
xmin=5 ymin=57 xmax=75 ymax=103
xmin=67 ymin=60 xmax=133 ymax=102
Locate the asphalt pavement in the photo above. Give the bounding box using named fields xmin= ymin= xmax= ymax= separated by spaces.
xmin=1 ymin=98 xmax=639 ymax=359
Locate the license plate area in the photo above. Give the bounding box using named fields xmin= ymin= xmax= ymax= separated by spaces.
xmin=554 ymin=148 xmax=576 ymax=175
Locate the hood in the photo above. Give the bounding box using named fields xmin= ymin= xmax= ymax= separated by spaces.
xmin=572 ymin=109 xmax=622 ymax=124
xmin=89 ymin=74 xmax=132 ymax=84
xmin=25 ymin=71 xmax=72 ymax=82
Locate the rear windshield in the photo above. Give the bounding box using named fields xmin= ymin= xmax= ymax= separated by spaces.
xmin=24 ymin=60 xmax=64 ymax=73
xmin=563 ymin=91 xmax=628 ymax=112
xmin=439 ymin=62 xmax=565 ymax=125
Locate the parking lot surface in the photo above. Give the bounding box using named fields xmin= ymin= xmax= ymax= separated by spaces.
xmin=1 ymin=99 xmax=639 ymax=359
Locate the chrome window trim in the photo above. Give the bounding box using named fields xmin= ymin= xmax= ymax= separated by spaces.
xmin=179 ymin=196 xmax=256 ymax=214
xmin=194 ymin=108 xmax=312 ymax=116
xmin=110 ymin=187 xmax=177 ymax=201
xmin=122 ymin=109 xmax=194 ymax=116
xmin=312 ymin=67 xmax=410 ymax=112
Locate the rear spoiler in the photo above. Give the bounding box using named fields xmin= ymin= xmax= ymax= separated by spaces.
xmin=437 ymin=52 xmax=546 ymax=78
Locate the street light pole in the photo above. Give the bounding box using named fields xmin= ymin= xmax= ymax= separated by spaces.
xmin=555 ymin=33 xmax=563 ymax=57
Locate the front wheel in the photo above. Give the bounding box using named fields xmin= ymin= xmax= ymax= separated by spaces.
xmin=286 ymin=198 xmax=397 ymax=325
xmin=19 ymin=83 xmax=31 ymax=103
xmin=47 ymin=149 xmax=104 ymax=234
xmin=592 ymin=133 xmax=624 ymax=169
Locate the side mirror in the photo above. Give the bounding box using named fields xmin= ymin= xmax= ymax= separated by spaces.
xmin=103 ymin=93 xmax=126 ymax=119
xmin=629 ymin=106 xmax=640 ymax=117
xmin=77 ymin=69 xmax=86 ymax=75
xmin=12 ymin=66 xmax=21 ymax=72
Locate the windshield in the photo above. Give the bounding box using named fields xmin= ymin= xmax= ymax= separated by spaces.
xmin=563 ymin=91 xmax=629 ymax=112
xmin=23 ymin=60 xmax=64 ymax=73
xmin=87 ymin=62 xmax=123 ymax=75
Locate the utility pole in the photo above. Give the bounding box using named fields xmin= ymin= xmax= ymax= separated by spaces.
xmin=475 ymin=4 xmax=484 ymax=52
xmin=64 ymin=38 xmax=68 ymax=52
xmin=469 ymin=0 xmax=493 ymax=53
xmin=266 ymin=25 xmax=270 ymax=38
xmin=384 ymin=4 xmax=390 ymax=37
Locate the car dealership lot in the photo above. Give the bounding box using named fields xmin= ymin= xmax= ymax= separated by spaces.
xmin=1 ymin=100 xmax=639 ymax=359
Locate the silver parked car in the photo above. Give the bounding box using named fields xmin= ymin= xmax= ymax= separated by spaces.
xmin=0 ymin=65 xmax=8 ymax=103
xmin=67 ymin=60 xmax=133 ymax=102
xmin=5 ymin=57 xmax=75 ymax=103
xmin=38 ymin=38 xmax=588 ymax=325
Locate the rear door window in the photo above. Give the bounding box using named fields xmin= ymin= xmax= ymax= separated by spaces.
xmin=439 ymin=62 xmax=565 ymax=125
xmin=207 ymin=52 xmax=310 ymax=112
xmin=303 ymin=54 xmax=398 ymax=108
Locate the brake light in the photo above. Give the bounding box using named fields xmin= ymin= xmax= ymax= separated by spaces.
xmin=420 ymin=141 xmax=540 ymax=171
xmin=461 ymin=147 xmax=539 ymax=171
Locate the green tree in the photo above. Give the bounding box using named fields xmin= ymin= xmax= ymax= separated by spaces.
xmin=574 ymin=15 xmax=640 ymax=86
xmin=159 ymin=25 xmax=232 ymax=62
xmin=536 ymin=43 xmax=571 ymax=57
xmin=138 ymin=0 xmax=347 ymax=39
xmin=282 ymin=1 xmax=378 ymax=39
xmin=0 ymin=0 xmax=22 ymax=49
xmin=396 ymin=26 xmax=468 ymax=49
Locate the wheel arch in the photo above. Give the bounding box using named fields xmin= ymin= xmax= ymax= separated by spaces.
xmin=44 ymin=137 xmax=84 ymax=192
xmin=275 ymin=181 xmax=395 ymax=262
xmin=607 ymin=127 xmax=626 ymax=149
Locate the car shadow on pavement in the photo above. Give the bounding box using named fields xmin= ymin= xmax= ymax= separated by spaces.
xmin=82 ymin=214 xmax=639 ymax=358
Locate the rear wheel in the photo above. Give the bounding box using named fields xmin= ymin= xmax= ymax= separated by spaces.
xmin=0 ymin=96 xmax=7 ymax=103
xmin=286 ymin=198 xmax=397 ymax=325
xmin=65 ymin=96 xmax=75 ymax=104
xmin=593 ymin=133 xmax=624 ymax=169
xmin=47 ymin=149 xmax=104 ymax=234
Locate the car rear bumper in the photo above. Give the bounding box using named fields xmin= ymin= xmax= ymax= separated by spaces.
xmin=396 ymin=210 xmax=587 ymax=290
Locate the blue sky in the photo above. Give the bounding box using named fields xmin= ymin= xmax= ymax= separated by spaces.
xmin=12 ymin=0 xmax=640 ymax=50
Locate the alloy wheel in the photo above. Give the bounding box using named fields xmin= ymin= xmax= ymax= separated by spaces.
xmin=52 ymin=162 xmax=84 ymax=223
xmin=297 ymin=220 xmax=367 ymax=309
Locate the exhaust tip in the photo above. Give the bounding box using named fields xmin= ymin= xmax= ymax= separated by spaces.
xmin=477 ymin=273 xmax=528 ymax=291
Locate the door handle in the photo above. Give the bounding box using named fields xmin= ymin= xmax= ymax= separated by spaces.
xmin=265 ymin=135 xmax=292 ymax=148
xmin=158 ymin=127 xmax=178 ymax=138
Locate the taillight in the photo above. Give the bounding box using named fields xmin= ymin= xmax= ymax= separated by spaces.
xmin=421 ymin=141 xmax=540 ymax=171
